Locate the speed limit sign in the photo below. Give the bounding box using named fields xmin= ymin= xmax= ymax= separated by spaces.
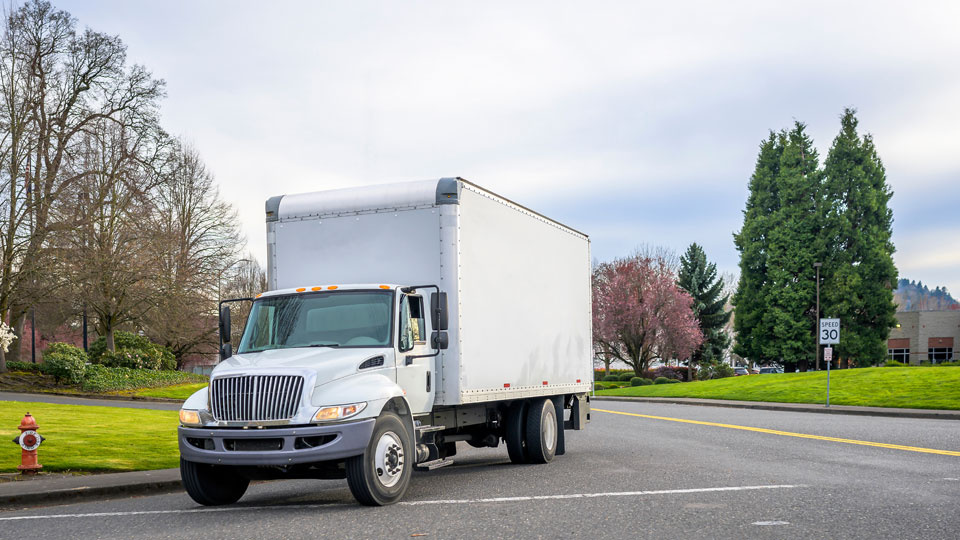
xmin=819 ymin=318 xmax=840 ymax=344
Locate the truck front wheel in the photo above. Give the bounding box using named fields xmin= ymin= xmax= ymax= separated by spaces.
xmin=180 ymin=458 xmax=249 ymax=506
xmin=345 ymin=411 xmax=412 ymax=506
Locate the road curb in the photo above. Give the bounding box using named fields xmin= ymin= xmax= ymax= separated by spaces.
xmin=591 ymin=396 xmax=960 ymax=420
xmin=0 ymin=469 xmax=183 ymax=510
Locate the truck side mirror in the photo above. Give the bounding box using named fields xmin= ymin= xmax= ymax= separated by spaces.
xmin=219 ymin=306 xmax=231 ymax=343
xmin=431 ymin=292 xmax=448 ymax=331
xmin=220 ymin=342 xmax=232 ymax=361
xmin=432 ymin=331 xmax=449 ymax=350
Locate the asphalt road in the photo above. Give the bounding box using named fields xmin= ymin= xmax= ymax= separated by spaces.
xmin=1 ymin=401 xmax=958 ymax=539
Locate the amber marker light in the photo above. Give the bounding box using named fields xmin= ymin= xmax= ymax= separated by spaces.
xmin=296 ymin=287 xmax=306 ymax=292
xmin=311 ymin=286 xmax=323 ymax=291
xmin=327 ymin=286 xmax=338 ymax=290
xmin=379 ymin=285 xmax=390 ymax=289
xmin=179 ymin=409 xmax=201 ymax=426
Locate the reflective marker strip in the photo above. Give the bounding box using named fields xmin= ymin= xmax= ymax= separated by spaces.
xmin=594 ymin=408 xmax=960 ymax=457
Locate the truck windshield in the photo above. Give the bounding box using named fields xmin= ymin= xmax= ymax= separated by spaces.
xmin=237 ymin=290 xmax=393 ymax=353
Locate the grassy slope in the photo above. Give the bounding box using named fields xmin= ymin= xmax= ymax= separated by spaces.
xmin=133 ymin=383 xmax=207 ymax=400
xmin=1 ymin=401 xmax=179 ymax=473
xmin=597 ymin=367 xmax=960 ymax=410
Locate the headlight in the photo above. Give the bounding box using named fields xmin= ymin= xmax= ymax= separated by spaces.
xmin=179 ymin=409 xmax=202 ymax=426
xmin=313 ymin=402 xmax=367 ymax=422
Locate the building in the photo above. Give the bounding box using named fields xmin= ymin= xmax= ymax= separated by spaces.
xmin=887 ymin=311 xmax=959 ymax=364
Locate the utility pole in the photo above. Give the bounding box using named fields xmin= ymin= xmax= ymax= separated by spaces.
xmin=814 ymin=262 xmax=821 ymax=371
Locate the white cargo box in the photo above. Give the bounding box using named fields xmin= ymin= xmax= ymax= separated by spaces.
xmin=266 ymin=178 xmax=593 ymax=406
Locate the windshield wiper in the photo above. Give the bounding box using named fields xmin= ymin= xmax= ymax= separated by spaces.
xmin=306 ymin=343 xmax=340 ymax=348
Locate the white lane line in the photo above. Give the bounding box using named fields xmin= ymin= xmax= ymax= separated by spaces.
xmin=399 ymin=484 xmax=807 ymax=505
xmin=0 ymin=484 xmax=806 ymax=521
xmin=752 ymin=521 xmax=790 ymax=526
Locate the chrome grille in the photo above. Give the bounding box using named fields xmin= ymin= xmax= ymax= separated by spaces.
xmin=210 ymin=375 xmax=304 ymax=422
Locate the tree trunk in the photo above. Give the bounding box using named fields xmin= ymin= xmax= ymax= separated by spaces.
xmin=106 ymin=327 xmax=116 ymax=352
xmin=798 ymin=358 xmax=808 ymax=372
xmin=7 ymin=310 xmax=26 ymax=363
xmin=0 ymin=345 xmax=6 ymax=373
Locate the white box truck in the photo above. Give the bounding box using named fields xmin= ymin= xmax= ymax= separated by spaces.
xmin=178 ymin=178 xmax=592 ymax=506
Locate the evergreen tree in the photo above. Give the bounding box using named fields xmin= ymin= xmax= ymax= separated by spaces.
xmin=677 ymin=243 xmax=732 ymax=378
xmin=764 ymin=122 xmax=824 ymax=371
xmin=733 ymin=132 xmax=784 ymax=365
xmin=820 ymin=109 xmax=898 ymax=367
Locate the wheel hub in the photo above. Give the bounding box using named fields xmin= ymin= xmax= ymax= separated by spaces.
xmin=374 ymin=431 xmax=404 ymax=488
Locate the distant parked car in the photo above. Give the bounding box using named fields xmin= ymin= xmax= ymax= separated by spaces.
xmin=759 ymin=367 xmax=784 ymax=374
xmin=733 ymin=366 xmax=750 ymax=376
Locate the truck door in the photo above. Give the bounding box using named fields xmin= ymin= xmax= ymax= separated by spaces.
xmin=396 ymin=294 xmax=434 ymax=414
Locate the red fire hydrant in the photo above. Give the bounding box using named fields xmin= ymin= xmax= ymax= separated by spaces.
xmin=12 ymin=413 xmax=44 ymax=475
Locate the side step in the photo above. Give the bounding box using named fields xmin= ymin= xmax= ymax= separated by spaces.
xmin=415 ymin=458 xmax=454 ymax=471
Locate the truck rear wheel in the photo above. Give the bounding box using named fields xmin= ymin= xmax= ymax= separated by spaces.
xmin=525 ymin=398 xmax=558 ymax=464
xmin=346 ymin=411 xmax=412 ymax=506
xmin=504 ymin=400 xmax=529 ymax=464
xmin=180 ymin=458 xmax=249 ymax=506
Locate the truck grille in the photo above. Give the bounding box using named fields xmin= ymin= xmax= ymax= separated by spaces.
xmin=210 ymin=375 xmax=304 ymax=422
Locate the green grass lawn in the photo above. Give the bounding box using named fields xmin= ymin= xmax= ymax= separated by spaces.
xmin=0 ymin=401 xmax=180 ymax=473
xmin=133 ymin=382 xmax=207 ymax=400
xmin=597 ymin=366 xmax=960 ymax=410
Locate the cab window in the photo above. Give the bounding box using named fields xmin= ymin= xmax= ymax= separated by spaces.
xmin=399 ymin=295 xmax=426 ymax=351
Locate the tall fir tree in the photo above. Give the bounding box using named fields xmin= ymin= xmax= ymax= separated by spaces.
xmin=733 ymin=131 xmax=784 ymax=364
xmin=764 ymin=122 xmax=824 ymax=371
xmin=677 ymin=243 xmax=732 ymax=378
xmin=820 ymin=109 xmax=898 ymax=367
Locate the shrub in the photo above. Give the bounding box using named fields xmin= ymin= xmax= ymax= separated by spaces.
xmin=594 ymin=382 xmax=604 ymax=391
xmin=663 ymin=378 xmax=681 ymax=384
xmin=883 ymin=359 xmax=908 ymax=367
xmin=603 ymin=375 xmax=620 ymax=382
xmin=653 ymin=376 xmax=680 ymax=385
xmin=5 ymin=361 xmax=42 ymax=373
xmin=88 ymin=331 xmax=175 ymax=370
xmin=42 ymin=342 xmax=87 ymax=384
xmin=618 ymin=371 xmax=636 ymax=381
xmin=81 ymin=365 xmax=206 ymax=393
xmin=700 ymin=362 xmax=734 ymax=380
xmin=630 ymin=377 xmax=654 ymax=386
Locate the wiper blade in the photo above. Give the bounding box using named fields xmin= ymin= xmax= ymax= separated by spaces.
xmin=306 ymin=343 xmax=340 ymax=348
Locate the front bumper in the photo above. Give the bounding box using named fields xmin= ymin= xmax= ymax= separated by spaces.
xmin=178 ymin=419 xmax=375 ymax=466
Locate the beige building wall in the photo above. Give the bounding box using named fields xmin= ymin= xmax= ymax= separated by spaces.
xmin=888 ymin=311 xmax=960 ymax=364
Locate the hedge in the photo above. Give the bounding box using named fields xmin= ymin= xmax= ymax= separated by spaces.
xmin=81 ymin=365 xmax=206 ymax=393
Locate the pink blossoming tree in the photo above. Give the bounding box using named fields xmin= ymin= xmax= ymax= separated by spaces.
xmin=593 ymin=254 xmax=704 ymax=377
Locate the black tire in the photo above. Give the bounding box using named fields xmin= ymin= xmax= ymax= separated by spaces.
xmin=505 ymin=400 xmax=529 ymax=464
xmin=180 ymin=458 xmax=249 ymax=506
xmin=345 ymin=411 xmax=412 ymax=506
xmin=525 ymin=398 xmax=558 ymax=464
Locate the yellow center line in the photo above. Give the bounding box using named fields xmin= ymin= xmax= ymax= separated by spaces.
xmin=593 ymin=408 xmax=960 ymax=457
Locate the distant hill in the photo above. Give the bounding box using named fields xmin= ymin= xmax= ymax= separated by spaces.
xmin=894 ymin=279 xmax=960 ymax=312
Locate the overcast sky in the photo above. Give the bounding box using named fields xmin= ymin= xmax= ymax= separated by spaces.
xmin=57 ymin=0 xmax=960 ymax=294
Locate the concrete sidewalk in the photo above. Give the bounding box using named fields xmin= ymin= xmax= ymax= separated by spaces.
xmin=592 ymin=395 xmax=960 ymax=420
xmin=0 ymin=468 xmax=182 ymax=510
xmin=0 ymin=391 xmax=182 ymax=411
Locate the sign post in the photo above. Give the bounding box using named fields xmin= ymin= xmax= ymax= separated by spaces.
xmin=824 ymin=346 xmax=833 ymax=407
xmin=819 ymin=319 xmax=840 ymax=408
